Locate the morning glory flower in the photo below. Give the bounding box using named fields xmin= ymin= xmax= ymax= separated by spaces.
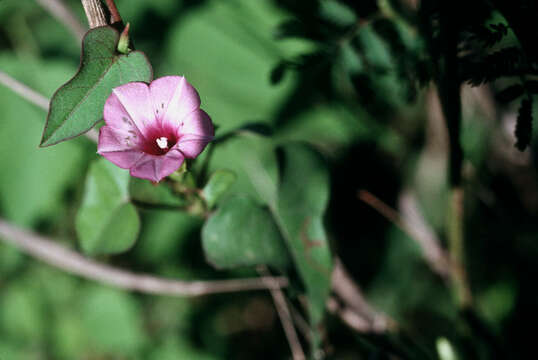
xmin=97 ymin=76 xmax=214 ymax=182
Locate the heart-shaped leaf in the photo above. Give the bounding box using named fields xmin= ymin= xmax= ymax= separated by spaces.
xmin=41 ymin=26 xmax=153 ymax=146
xmin=202 ymin=195 xmax=290 ymax=270
xmin=76 ymin=158 xmax=140 ymax=255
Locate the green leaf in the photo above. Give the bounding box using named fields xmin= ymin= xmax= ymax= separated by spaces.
xmin=202 ymin=169 xmax=237 ymax=209
xmin=52 ymin=311 xmax=89 ymax=359
xmin=202 ymin=196 xmax=290 ymax=270
xmin=0 ymin=243 xmax=23 ymax=275
xmin=76 ymin=158 xmax=140 ymax=255
xmin=319 ymin=0 xmax=357 ymax=26
xmin=81 ymin=286 xmax=146 ymax=354
xmin=275 ymin=105 xmax=365 ymax=153
xmin=274 ymin=144 xmax=332 ymax=325
xmin=207 ymin=135 xmax=279 ymax=205
xmin=41 ymin=26 xmax=153 ymax=146
xmin=0 ymin=284 xmax=45 ymax=340
xmin=355 ymin=24 xmax=393 ymax=70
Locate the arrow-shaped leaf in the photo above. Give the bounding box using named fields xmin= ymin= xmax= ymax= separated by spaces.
xmin=41 ymin=26 xmax=153 ymax=146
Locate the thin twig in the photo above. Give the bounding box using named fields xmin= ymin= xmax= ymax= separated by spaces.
xmin=0 ymin=217 xmax=395 ymax=338
xmin=358 ymin=189 xmax=473 ymax=307
xmin=331 ymin=258 xmax=396 ymax=332
xmin=287 ymin=303 xmax=312 ymax=342
xmin=326 ymin=297 xmax=377 ymax=333
xmin=36 ymin=0 xmax=86 ymax=41
xmin=0 ymin=218 xmax=288 ymax=296
xmin=358 ymin=189 xmax=451 ymax=279
xmin=0 ymin=70 xmax=49 ymax=110
xmin=398 ymin=190 xmax=452 ymax=279
xmin=0 ymin=70 xmax=99 ymax=143
xmin=80 ymin=0 xmax=107 ymax=28
xmin=258 ymin=266 xmax=305 ymax=360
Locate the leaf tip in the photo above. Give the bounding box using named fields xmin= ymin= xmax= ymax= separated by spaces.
xmin=39 ymin=133 xmax=53 ymax=148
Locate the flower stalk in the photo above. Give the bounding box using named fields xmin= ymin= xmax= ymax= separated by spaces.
xmin=80 ymin=0 xmax=107 ymax=28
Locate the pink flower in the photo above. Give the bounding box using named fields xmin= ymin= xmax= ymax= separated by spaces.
xmin=97 ymin=76 xmax=214 ymax=182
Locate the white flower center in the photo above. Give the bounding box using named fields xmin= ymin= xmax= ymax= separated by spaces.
xmin=156 ymin=137 xmax=168 ymax=149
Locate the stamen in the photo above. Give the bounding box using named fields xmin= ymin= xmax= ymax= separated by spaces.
xmin=156 ymin=137 xmax=168 ymax=149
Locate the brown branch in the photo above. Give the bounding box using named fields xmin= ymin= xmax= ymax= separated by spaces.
xmin=0 ymin=218 xmax=288 ymax=296
xmin=358 ymin=188 xmax=473 ymax=308
xmin=358 ymin=189 xmax=451 ymax=279
xmin=0 ymin=218 xmax=394 ymax=338
xmin=0 ymin=70 xmax=99 ymax=143
xmin=326 ymin=297 xmax=378 ymax=333
xmin=331 ymin=258 xmax=396 ymax=333
xmin=36 ymin=0 xmax=86 ymax=41
xmin=398 ymin=190 xmax=452 ymax=279
xmin=0 ymin=70 xmax=49 ymax=110
xmin=287 ymin=303 xmax=312 ymax=342
xmin=80 ymin=0 xmax=107 ymax=28
xmin=258 ymin=266 xmax=305 ymax=360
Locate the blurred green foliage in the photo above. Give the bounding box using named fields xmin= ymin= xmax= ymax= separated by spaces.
xmin=0 ymin=0 xmax=537 ymax=359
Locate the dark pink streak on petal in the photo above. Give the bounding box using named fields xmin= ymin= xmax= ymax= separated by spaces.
xmin=97 ymin=126 xmax=145 ymax=168
xmin=103 ymin=92 xmax=146 ymax=146
xmin=111 ymin=82 xmax=154 ymax=139
xmin=157 ymin=77 xmax=201 ymax=129
xmin=149 ymin=76 xmax=181 ymax=126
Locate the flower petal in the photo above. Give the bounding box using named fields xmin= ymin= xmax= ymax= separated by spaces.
xmin=97 ymin=126 xmax=145 ymax=169
xmin=99 ymin=76 xmax=213 ymax=183
xmin=103 ymin=94 xmax=145 ymax=150
xmin=176 ymin=109 xmax=214 ymax=158
xmin=110 ymin=82 xmax=154 ymax=138
xmin=148 ymin=76 xmax=180 ymax=120
xmin=180 ymin=109 xmax=214 ymax=136
xmin=151 ymin=76 xmax=201 ymax=128
xmin=129 ymin=150 xmax=185 ymax=182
